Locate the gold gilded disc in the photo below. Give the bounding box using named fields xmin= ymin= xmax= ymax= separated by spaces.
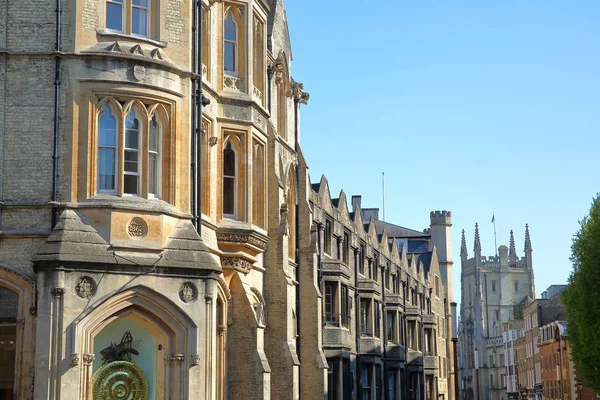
xmin=92 ymin=361 xmax=149 ymax=400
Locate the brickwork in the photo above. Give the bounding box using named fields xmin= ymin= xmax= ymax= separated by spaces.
xmin=0 ymin=0 xmax=453 ymax=399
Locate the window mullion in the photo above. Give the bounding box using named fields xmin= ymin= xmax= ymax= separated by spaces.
xmin=118 ymin=112 xmax=125 ymax=196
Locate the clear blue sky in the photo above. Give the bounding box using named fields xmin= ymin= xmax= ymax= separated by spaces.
xmin=285 ymin=1 xmax=600 ymax=301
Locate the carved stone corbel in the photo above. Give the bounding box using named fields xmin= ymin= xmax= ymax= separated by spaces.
xmin=70 ymin=353 xmax=80 ymax=367
xmin=190 ymin=354 xmax=201 ymax=367
xmin=165 ymin=354 xmax=185 ymax=366
xmin=82 ymin=354 xmax=95 ymax=367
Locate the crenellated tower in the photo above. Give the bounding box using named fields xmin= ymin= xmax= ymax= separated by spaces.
xmin=459 ymin=222 xmax=536 ymax=400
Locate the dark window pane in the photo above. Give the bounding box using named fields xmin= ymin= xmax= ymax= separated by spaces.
xmin=133 ymin=0 xmax=147 ymax=6
xmin=223 ymin=176 xmax=235 ymax=215
xmin=124 ymin=174 xmax=139 ymax=195
xmin=106 ymin=2 xmax=123 ymax=31
xmin=124 ymin=151 xmax=138 ymax=173
xmin=223 ymin=143 xmax=236 ymax=176
xmin=149 ymin=153 xmax=159 ymax=195
xmin=0 ymin=287 xmax=18 ymax=320
xmin=224 ymin=43 xmax=235 ymax=72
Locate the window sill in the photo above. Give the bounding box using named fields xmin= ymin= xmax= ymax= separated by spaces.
xmin=96 ymin=29 xmax=167 ymax=48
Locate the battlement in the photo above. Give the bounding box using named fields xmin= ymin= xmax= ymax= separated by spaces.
xmin=430 ymin=210 xmax=452 ymax=225
xmin=463 ymin=256 xmax=527 ymax=269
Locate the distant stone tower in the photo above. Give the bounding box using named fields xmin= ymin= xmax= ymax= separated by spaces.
xmin=458 ymin=225 xmax=535 ymax=400
xmin=429 ymin=211 xmax=455 ymax=400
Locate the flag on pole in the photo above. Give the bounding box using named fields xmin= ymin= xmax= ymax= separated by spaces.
xmin=491 ymin=214 xmax=495 ymax=223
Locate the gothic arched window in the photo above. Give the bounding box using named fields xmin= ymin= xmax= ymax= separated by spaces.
xmin=224 ymin=11 xmax=238 ymax=74
xmin=98 ymin=105 xmax=118 ymax=193
xmin=223 ymin=140 xmax=237 ymax=217
xmin=148 ymin=115 xmax=161 ymax=198
xmin=124 ymin=109 xmax=142 ymax=195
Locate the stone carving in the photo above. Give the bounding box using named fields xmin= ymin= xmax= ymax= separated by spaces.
xmin=82 ymin=353 xmax=95 ymax=366
xmin=106 ymin=41 xmax=124 ymax=53
xmin=216 ymin=232 xmax=268 ymax=251
xmin=130 ymin=44 xmax=144 ymax=56
xmin=127 ymin=217 xmax=148 ymax=240
xmin=274 ymin=60 xmax=285 ymax=84
xmin=92 ymin=360 xmax=148 ymax=400
xmin=150 ymin=48 xmax=164 ymax=60
xmin=221 ymin=256 xmax=252 ymax=274
xmin=290 ymin=80 xmax=310 ymax=104
xmin=223 ymin=75 xmax=243 ymax=91
xmin=179 ymin=282 xmax=197 ymax=303
xmin=100 ymin=331 xmax=139 ymax=365
xmin=190 ymin=354 xmax=201 ymax=367
xmin=132 ymin=65 xmax=146 ymax=81
xmin=209 ymin=136 xmax=218 ymax=147
xmin=75 ymin=276 xmax=96 ymax=299
xmin=70 ymin=353 xmax=80 ymax=367
xmin=165 ymin=354 xmax=185 ymax=365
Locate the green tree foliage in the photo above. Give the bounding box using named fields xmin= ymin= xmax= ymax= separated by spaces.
xmin=562 ymin=194 xmax=600 ymax=391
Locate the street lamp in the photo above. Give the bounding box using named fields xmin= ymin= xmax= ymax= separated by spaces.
xmin=451 ymin=302 xmax=459 ymax=400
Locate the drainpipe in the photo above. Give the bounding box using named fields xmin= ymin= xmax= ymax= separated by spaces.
xmin=51 ymin=0 xmax=62 ymax=229
xmin=192 ymin=0 xmax=210 ymax=235
xmin=191 ymin=1 xmax=199 ymax=231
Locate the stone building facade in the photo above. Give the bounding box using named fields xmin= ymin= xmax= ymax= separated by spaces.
xmin=0 ymin=0 xmax=453 ymax=398
xmin=458 ymin=226 xmax=535 ymax=400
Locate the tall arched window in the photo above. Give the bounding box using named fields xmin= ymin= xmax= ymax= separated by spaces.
xmin=98 ymin=105 xmax=117 ymax=193
xmin=124 ymin=109 xmax=141 ymax=195
xmin=223 ymin=141 xmax=237 ymax=217
xmin=0 ymin=286 xmax=18 ymax=400
xmin=224 ymin=11 xmax=238 ymax=74
xmin=148 ymin=115 xmax=161 ymax=198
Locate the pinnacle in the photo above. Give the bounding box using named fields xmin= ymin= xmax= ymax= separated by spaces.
xmin=474 ymin=223 xmax=481 ymax=251
xmin=524 ymin=224 xmax=532 ymax=251
xmin=461 ymin=229 xmax=468 ymax=257
xmin=509 ymin=230 xmax=517 ymax=261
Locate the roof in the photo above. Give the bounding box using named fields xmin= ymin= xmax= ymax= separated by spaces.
xmin=557 ymin=321 xmax=568 ymax=337
xmin=417 ymin=252 xmax=433 ymax=276
xmin=374 ymin=219 xmax=429 ymax=239
xmin=408 ymin=240 xmax=429 ymax=254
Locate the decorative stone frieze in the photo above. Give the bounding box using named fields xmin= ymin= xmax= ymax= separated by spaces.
xmin=221 ymin=257 xmax=253 ymax=274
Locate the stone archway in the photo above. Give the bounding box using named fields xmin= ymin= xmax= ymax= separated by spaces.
xmin=0 ymin=263 xmax=35 ymax=400
xmin=71 ymin=285 xmax=198 ymax=399
xmin=467 ymin=387 xmax=475 ymax=400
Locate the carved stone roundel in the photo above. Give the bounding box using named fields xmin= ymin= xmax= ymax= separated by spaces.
xmin=179 ymin=282 xmax=198 ymax=303
xmin=75 ymin=276 xmax=96 ymax=299
xmin=92 ymin=361 xmax=148 ymax=400
xmin=127 ymin=217 xmax=148 ymax=240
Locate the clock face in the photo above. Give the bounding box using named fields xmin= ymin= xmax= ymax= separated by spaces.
xmin=92 ymin=360 xmax=149 ymax=400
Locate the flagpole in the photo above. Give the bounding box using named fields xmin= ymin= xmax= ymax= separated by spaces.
xmin=493 ymin=212 xmax=498 ymax=257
